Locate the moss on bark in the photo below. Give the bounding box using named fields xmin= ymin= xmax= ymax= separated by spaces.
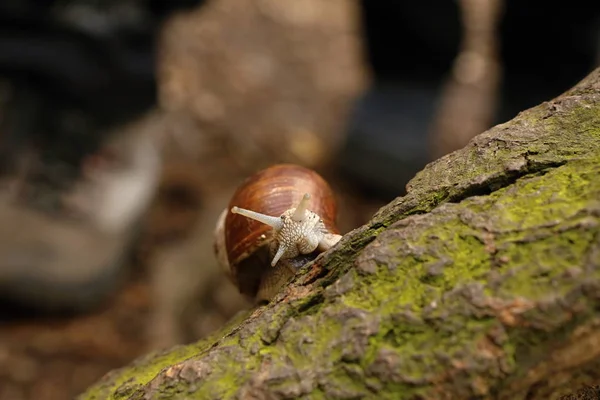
xmin=80 ymin=68 xmax=600 ymax=400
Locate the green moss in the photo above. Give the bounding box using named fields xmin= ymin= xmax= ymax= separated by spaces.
xmin=335 ymin=158 xmax=600 ymax=397
xmin=139 ymin=335 xmax=261 ymax=399
xmin=81 ymin=346 xmax=203 ymax=400
xmin=324 ymin=367 xmax=370 ymax=397
xmin=205 ymin=356 xmax=256 ymax=399
xmin=343 ymin=217 xmax=491 ymax=313
xmin=332 ymin=217 xmax=495 ymax=395
xmin=489 ymin=168 xmax=597 ymax=234
xmin=496 ymin=229 xmax=597 ymax=299
xmin=483 ymin=161 xmax=599 ymax=300
xmin=80 ymin=309 xmax=251 ymax=400
xmin=282 ymin=318 xmax=344 ymax=367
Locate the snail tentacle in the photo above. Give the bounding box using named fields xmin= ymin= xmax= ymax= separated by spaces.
xmin=271 ymin=243 xmax=289 ymax=267
xmin=231 ymin=206 xmax=283 ymax=230
xmin=292 ymin=193 xmax=311 ymax=221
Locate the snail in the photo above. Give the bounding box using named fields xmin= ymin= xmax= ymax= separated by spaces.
xmin=214 ymin=164 xmax=342 ymax=302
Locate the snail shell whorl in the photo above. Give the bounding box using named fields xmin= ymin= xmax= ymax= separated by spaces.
xmin=224 ymin=164 xmax=339 ymax=298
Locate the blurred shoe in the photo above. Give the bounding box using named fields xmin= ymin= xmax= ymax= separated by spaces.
xmin=0 ymin=0 xmax=204 ymax=313
xmin=337 ymin=82 xmax=437 ymax=197
xmin=0 ymin=120 xmax=162 ymax=313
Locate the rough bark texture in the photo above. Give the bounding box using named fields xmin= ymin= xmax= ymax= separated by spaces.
xmin=80 ymin=68 xmax=600 ymax=400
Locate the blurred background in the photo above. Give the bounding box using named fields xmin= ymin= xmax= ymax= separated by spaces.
xmin=0 ymin=0 xmax=598 ymax=398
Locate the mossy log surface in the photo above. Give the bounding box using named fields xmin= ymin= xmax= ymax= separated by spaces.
xmin=80 ymin=68 xmax=600 ymax=400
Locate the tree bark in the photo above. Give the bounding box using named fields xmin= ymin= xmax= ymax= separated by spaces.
xmin=80 ymin=67 xmax=600 ymax=400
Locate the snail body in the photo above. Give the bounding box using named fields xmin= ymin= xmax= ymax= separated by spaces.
xmin=214 ymin=164 xmax=342 ymax=302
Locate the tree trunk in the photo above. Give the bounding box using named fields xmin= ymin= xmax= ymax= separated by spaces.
xmin=80 ymin=67 xmax=600 ymax=400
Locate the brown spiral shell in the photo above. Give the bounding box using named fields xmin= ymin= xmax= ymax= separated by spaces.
xmin=222 ymin=164 xmax=339 ymax=298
